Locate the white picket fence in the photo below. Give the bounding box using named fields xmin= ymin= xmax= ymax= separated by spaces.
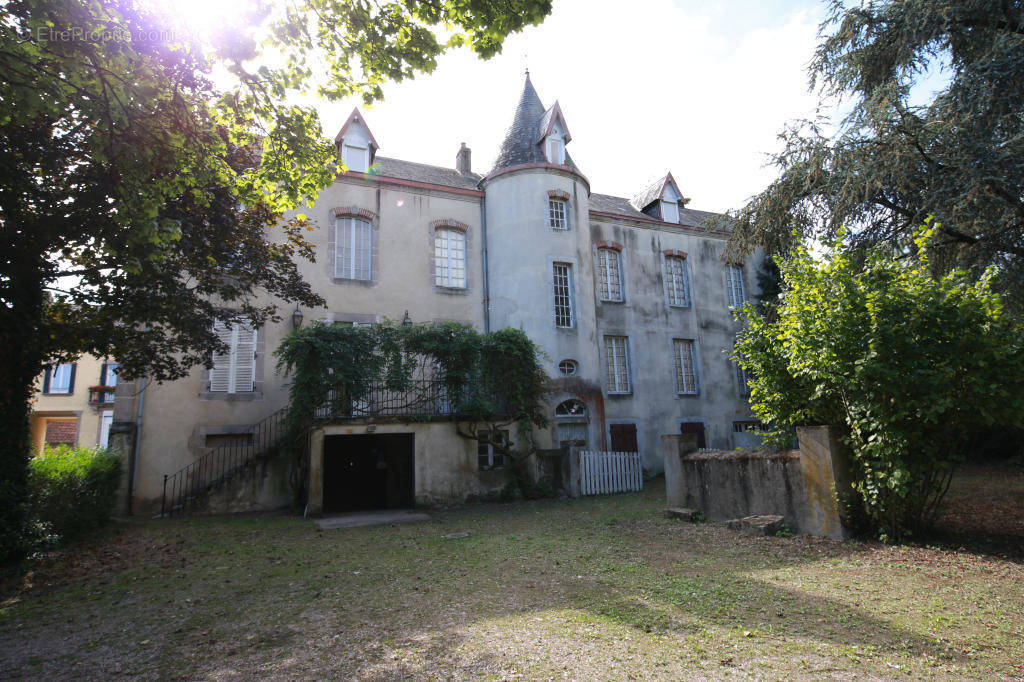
xmin=578 ymin=450 xmax=643 ymax=496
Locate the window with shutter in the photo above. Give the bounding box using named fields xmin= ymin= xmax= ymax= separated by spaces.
xmin=342 ymin=144 xmax=368 ymax=172
xmin=661 ymin=200 xmax=679 ymax=223
xmin=210 ymin=320 xmax=257 ymax=393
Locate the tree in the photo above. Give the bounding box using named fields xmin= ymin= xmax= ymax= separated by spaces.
xmin=728 ymin=0 xmax=1024 ymax=306
xmin=274 ymin=322 xmax=550 ymax=502
xmin=734 ymin=224 xmax=1024 ymax=540
xmin=0 ymin=0 xmax=552 ymax=562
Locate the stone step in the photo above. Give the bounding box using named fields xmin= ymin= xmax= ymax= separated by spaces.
xmin=663 ymin=507 xmax=698 ymax=521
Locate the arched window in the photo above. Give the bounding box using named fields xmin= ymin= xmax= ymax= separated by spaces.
xmin=555 ymin=399 xmax=587 ymax=418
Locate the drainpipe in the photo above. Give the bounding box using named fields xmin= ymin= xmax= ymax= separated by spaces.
xmin=480 ymin=194 xmax=490 ymax=333
xmin=129 ymin=375 xmax=146 ymax=515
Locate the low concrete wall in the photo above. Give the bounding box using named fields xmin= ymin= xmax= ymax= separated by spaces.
xmin=663 ymin=425 xmax=850 ymax=538
xmin=197 ymin=455 xmax=293 ymax=515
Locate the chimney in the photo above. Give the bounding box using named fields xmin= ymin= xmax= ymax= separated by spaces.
xmin=456 ymin=142 xmax=472 ymax=175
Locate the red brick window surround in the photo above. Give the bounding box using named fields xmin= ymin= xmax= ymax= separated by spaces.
xmin=547 ymin=190 xmax=570 ymax=201
xmin=332 ymin=206 xmax=377 ymax=221
xmin=430 ymin=218 xmax=469 ymax=232
xmin=595 ymin=241 xmax=623 ymax=251
xmin=663 ymin=249 xmax=687 ymax=259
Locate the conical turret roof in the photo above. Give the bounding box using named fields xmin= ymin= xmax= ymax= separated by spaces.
xmin=490 ymin=74 xmax=579 ymax=174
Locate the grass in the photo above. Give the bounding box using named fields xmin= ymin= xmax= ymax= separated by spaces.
xmin=1 ymin=466 xmax=1023 ymax=680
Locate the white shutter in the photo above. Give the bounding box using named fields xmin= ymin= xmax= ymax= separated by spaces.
xmin=210 ymin=320 xmax=234 ymax=392
xmin=233 ymin=326 xmax=256 ymax=393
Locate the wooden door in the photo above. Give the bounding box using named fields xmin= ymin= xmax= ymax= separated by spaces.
xmin=680 ymin=421 xmax=707 ymax=449
xmin=609 ymin=423 xmax=638 ymax=452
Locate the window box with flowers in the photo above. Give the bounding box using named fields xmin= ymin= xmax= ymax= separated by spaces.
xmin=88 ymin=385 xmax=116 ymax=405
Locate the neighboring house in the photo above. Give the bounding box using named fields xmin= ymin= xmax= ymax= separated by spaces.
xmin=31 ymin=354 xmax=118 ymax=453
xmin=113 ymin=74 xmax=764 ymax=516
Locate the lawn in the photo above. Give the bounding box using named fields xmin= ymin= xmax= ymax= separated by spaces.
xmin=1 ymin=467 xmax=1022 ymax=680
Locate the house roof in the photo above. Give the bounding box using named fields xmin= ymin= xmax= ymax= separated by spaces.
xmin=357 ymin=156 xmax=482 ymax=191
xmin=591 ymin=193 xmax=729 ymax=230
xmin=334 ymin=108 xmax=380 ymax=150
xmin=630 ymin=173 xmax=683 ymax=211
xmin=491 ymin=74 xmax=580 ymax=174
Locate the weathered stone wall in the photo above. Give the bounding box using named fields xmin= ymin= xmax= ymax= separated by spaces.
xmin=662 ymin=426 xmax=850 ymax=538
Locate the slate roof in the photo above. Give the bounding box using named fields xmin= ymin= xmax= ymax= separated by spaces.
xmin=590 ymin=193 xmax=731 ymax=231
xmin=359 ymin=156 xmax=482 ymax=191
xmin=631 ymin=175 xmax=670 ymax=212
xmin=491 ymin=75 xmax=580 ymax=174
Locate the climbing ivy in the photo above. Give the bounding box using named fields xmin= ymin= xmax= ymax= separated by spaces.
xmin=274 ymin=321 xmax=549 ymax=502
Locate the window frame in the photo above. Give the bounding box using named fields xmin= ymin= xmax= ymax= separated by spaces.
xmin=335 ymin=216 xmax=374 ymax=282
xmin=43 ymin=363 xmax=76 ymax=395
xmin=545 ymin=136 xmax=565 ymax=164
xmin=664 ymin=255 xmax=691 ymax=308
xmin=548 ymin=198 xmax=568 ymax=230
xmin=552 ymin=262 xmax=576 ymax=329
xmin=433 ymin=227 xmax=467 ymax=289
xmin=603 ymin=335 xmax=631 ymax=394
xmin=725 ymin=264 xmax=747 ymax=308
xmin=596 ymin=247 xmax=624 ymax=303
xmin=673 ymin=338 xmax=699 ymax=395
xmin=100 ymin=362 xmax=119 ymax=403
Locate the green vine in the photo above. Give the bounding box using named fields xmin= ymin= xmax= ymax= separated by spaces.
xmin=274 ymin=321 xmax=550 ymax=502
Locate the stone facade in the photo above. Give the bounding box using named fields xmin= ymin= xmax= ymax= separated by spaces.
xmin=115 ymin=75 xmax=764 ymax=516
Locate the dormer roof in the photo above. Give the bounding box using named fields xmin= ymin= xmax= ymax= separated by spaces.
xmin=537 ymin=101 xmax=572 ymax=144
xmin=334 ymin=108 xmax=380 ymax=152
xmin=491 ymin=74 xmax=581 ymax=175
xmin=630 ymin=172 xmax=685 ymax=212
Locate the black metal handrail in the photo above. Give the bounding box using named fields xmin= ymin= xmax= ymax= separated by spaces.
xmin=315 ymin=379 xmax=480 ymax=420
xmin=161 ymin=407 xmax=287 ymax=517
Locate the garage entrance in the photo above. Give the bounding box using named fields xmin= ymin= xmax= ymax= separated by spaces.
xmin=323 ymin=434 xmax=415 ymax=513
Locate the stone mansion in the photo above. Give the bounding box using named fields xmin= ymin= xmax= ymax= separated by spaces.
xmin=111 ymin=74 xmax=764 ymax=515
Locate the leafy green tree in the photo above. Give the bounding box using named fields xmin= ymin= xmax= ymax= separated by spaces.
xmin=729 ymin=0 xmax=1024 ymax=305
xmin=274 ymin=322 xmax=550 ymax=501
xmin=0 ymin=0 xmax=551 ymax=562
xmin=734 ymin=225 xmax=1024 ymax=540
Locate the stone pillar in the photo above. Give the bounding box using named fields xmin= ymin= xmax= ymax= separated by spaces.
xmin=796 ymin=426 xmax=852 ymax=539
xmin=307 ymin=428 xmax=325 ymax=516
xmin=108 ymin=421 xmax=135 ymax=515
xmin=662 ymin=433 xmax=698 ymax=508
xmin=563 ymin=445 xmax=581 ymax=498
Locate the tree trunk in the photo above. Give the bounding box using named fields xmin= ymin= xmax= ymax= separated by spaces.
xmin=0 ymin=263 xmax=46 ymax=563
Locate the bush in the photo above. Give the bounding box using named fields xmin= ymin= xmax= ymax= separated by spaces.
xmin=29 ymin=445 xmax=122 ymax=541
xmin=735 ymin=225 xmax=1024 ymax=541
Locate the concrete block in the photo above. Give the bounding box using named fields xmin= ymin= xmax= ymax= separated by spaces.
xmin=726 ymin=514 xmax=785 ymax=535
xmin=663 ymin=507 xmax=698 ymax=521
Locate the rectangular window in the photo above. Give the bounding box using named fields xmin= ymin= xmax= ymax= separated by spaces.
xmin=734 ymin=360 xmax=750 ymax=396
xmin=210 ymin=320 xmax=257 ymax=393
xmin=100 ymin=362 xmax=119 ymax=403
xmin=661 ymin=200 xmax=679 ymax=223
xmin=548 ymin=199 xmax=567 ymax=230
xmin=664 ymin=256 xmax=690 ymax=307
xmin=546 ymin=137 xmax=565 ymax=164
xmin=597 ymin=248 xmax=623 ymax=302
xmin=673 ymin=339 xmax=698 ymax=394
xmin=342 ymin=144 xmax=368 ymax=172
xmin=434 ymin=228 xmax=467 ymax=288
xmin=552 ymin=263 xmax=575 ymax=328
xmin=335 ymin=217 xmax=373 ymax=281
xmin=45 ymin=363 xmax=75 ymax=394
xmin=477 ymin=430 xmax=508 ymax=470
xmin=604 ymin=335 xmax=631 ymax=394
xmin=726 ymin=265 xmax=746 ymax=308
xmin=99 ymin=412 xmax=113 ymax=449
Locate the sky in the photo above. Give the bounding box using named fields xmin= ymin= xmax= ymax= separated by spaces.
xmin=314 ymin=0 xmax=828 ymax=214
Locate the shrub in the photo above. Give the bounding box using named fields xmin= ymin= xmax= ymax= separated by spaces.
xmin=734 ymin=225 xmax=1024 ymax=541
xmin=29 ymin=445 xmax=122 ymax=541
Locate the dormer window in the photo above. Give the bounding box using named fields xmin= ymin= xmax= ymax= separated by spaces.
xmin=342 ymin=144 xmax=368 ymax=173
xmin=661 ymin=199 xmax=680 ymax=224
xmin=545 ymin=136 xmax=565 ymax=165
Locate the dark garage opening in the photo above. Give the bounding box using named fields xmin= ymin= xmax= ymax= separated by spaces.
xmin=323 ymin=433 xmax=415 ymax=513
